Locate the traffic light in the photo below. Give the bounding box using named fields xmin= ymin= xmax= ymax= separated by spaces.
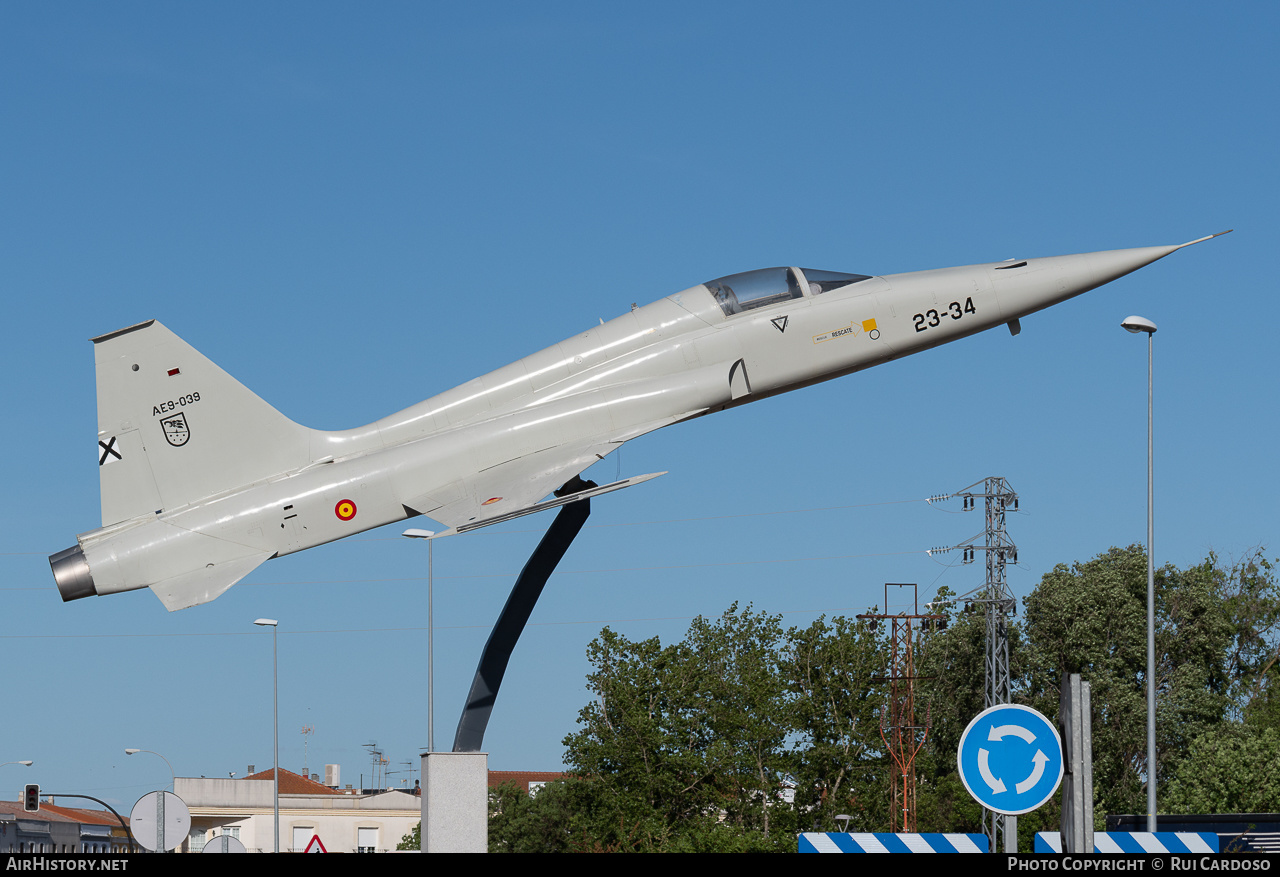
xmin=23 ymin=784 xmax=39 ymax=812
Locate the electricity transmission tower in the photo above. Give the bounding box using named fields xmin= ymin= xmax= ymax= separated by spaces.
xmin=858 ymin=583 xmax=946 ymax=833
xmin=929 ymin=476 xmax=1019 ymax=850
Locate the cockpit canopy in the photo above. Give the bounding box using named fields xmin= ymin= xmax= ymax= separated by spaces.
xmin=704 ymin=267 xmax=872 ymax=317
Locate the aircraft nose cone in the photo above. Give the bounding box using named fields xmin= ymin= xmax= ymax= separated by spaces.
xmin=1059 ymin=244 xmax=1183 ymax=292
xmin=993 ymin=243 xmax=1186 ymax=320
xmin=1033 ymin=231 xmax=1229 ymax=310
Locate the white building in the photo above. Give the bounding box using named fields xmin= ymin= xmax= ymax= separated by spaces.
xmin=176 ymin=768 xmax=419 ymax=853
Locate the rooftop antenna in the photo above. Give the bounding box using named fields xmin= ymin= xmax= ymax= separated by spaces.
xmin=301 ymin=726 xmax=314 ymax=777
xmin=362 ymin=742 xmax=384 ymax=789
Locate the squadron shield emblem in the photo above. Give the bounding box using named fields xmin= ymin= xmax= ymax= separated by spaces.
xmin=160 ymin=412 xmax=190 ymax=447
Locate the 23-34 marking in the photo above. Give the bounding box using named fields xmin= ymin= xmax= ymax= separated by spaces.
xmin=914 ymin=297 xmax=976 ymax=332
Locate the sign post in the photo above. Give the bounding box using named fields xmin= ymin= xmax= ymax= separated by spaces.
xmin=958 ymin=704 xmax=1063 ymax=850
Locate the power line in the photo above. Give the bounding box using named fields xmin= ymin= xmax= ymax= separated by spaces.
xmin=0 ymin=548 xmax=952 ymax=591
xmin=0 ymin=605 xmax=874 ymax=640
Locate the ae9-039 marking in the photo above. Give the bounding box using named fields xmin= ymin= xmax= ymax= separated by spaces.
xmin=152 ymin=391 xmax=201 ymax=417
xmin=914 ymin=297 xmax=976 ymax=332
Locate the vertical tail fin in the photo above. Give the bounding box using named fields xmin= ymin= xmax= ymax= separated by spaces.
xmin=93 ymin=320 xmax=313 ymax=525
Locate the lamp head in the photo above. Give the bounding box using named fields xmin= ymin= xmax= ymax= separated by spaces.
xmin=1121 ymin=315 xmax=1157 ymax=334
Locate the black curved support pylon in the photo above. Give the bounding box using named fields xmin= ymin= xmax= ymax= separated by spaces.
xmin=452 ymin=492 xmax=593 ymax=753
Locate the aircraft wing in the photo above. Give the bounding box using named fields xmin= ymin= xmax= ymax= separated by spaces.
xmin=436 ymin=471 xmax=667 ymax=537
xmin=405 ymin=438 xmax=623 ymax=529
xmin=405 ymin=407 xmax=704 ymax=530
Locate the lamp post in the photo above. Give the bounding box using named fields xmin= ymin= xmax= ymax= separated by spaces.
xmin=1 ymin=761 xmax=33 ymax=769
xmin=124 ymin=749 xmax=174 ymax=791
xmin=254 ymin=618 xmax=280 ymax=852
xmin=402 ymin=529 xmax=436 ymax=752
xmin=1121 ymin=314 xmax=1157 ymax=832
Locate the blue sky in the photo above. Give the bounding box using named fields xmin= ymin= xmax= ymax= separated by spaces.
xmin=3 ymin=2 xmax=1275 ymax=810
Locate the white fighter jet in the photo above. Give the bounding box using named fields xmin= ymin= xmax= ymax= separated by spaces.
xmin=51 ymin=232 xmax=1229 ymax=610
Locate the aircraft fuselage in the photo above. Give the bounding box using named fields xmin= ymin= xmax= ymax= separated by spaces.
xmin=51 ymin=236 xmax=1227 ymax=610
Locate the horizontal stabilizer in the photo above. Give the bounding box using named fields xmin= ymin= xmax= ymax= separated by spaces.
xmin=149 ymin=550 xmax=272 ymax=612
xmin=435 ymin=472 xmax=667 ymax=537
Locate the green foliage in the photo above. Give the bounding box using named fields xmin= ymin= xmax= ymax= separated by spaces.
xmin=784 ymin=614 xmax=888 ymax=832
xmin=1021 ymin=545 xmax=1162 ymax=818
xmin=914 ymin=765 xmax=984 ymax=834
xmin=917 ymin=589 xmax=1009 ymax=775
xmin=685 ymin=607 xmax=792 ymax=835
xmin=1019 ymin=545 xmax=1279 ymax=822
xmin=488 ymin=775 xmax=799 ymax=853
xmin=528 ymin=547 xmax=1279 ymax=851
xmin=1162 ymin=725 xmax=1280 ymax=813
xmin=562 ymin=626 xmax=716 ymax=837
xmin=558 ymin=603 xmax=886 ymax=850
xmin=912 ymin=585 xmax=1022 ymax=834
xmin=911 ymin=546 xmax=1280 ymax=834
xmin=1219 ymin=552 xmax=1280 ymax=728
xmin=488 ymin=780 xmax=614 ymax=853
xmin=396 ymin=821 xmax=419 ymax=850
xmin=562 ymin=604 xmax=794 ymax=848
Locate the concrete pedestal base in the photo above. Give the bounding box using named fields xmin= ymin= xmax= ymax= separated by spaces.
xmin=420 ymin=751 xmax=487 ymax=853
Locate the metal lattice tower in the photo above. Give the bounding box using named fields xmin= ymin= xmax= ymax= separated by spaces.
xmin=858 ymin=583 xmax=945 ymax=833
xmin=942 ymin=477 xmax=1019 ymax=851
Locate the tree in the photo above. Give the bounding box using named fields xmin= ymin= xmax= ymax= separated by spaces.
xmin=1217 ymin=551 xmax=1280 ymax=727
xmin=684 ymin=606 xmax=793 ymax=837
xmin=1162 ymin=725 xmax=1280 ymax=814
xmin=396 ymin=821 xmax=419 ymax=850
xmin=1021 ymin=547 xmax=1180 ymax=819
xmin=915 ymin=587 xmax=1011 ymax=775
xmin=488 ymin=779 xmax=632 ymax=853
xmin=1019 ymin=545 xmax=1280 ymax=823
xmin=563 ymin=604 xmax=819 ymax=851
xmin=562 ymin=625 xmax=712 ymax=847
xmin=1159 ymin=550 xmax=1280 ymax=811
xmin=551 ymin=547 xmax=1279 ymax=851
xmin=1020 ymin=546 xmax=1167 ymax=819
xmin=909 ymin=547 xmax=1280 ymax=835
xmin=783 ymin=613 xmax=887 ymax=832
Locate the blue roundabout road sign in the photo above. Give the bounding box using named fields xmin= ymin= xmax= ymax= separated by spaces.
xmin=957 ymin=704 xmax=1063 ymax=816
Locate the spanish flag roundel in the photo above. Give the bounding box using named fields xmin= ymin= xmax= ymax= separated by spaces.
xmin=335 ymin=499 xmax=357 ymax=521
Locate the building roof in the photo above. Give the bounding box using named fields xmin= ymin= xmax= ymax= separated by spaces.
xmin=0 ymin=801 xmax=75 ymax=823
xmin=488 ymin=771 xmax=568 ymax=793
xmin=40 ymin=803 xmax=127 ymax=827
xmin=0 ymin=800 xmax=127 ymax=827
xmin=240 ymin=767 xmax=341 ymax=795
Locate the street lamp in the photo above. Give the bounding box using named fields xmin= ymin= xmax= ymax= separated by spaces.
xmin=2 ymin=761 xmax=34 ymax=793
xmin=402 ymin=529 xmax=436 ymax=752
xmin=254 ymin=618 xmax=280 ymax=853
xmin=124 ymin=749 xmax=174 ymax=791
xmin=1121 ymin=314 xmax=1157 ymax=832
